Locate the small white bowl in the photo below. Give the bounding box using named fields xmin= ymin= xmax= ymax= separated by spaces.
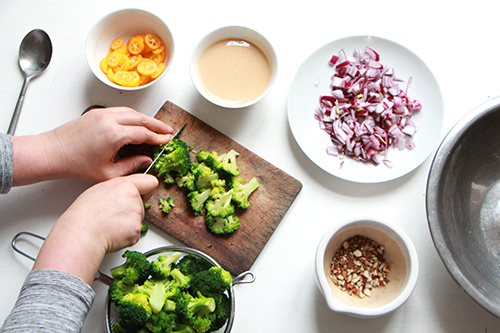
xmin=315 ymin=218 xmax=419 ymax=318
xmin=190 ymin=26 xmax=277 ymax=108
xmin=86 ymin=8 xmax=174 ymax=91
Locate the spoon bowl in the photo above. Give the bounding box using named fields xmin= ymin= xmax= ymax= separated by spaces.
xmin=8 ymin=29 xmax=52 ymax=135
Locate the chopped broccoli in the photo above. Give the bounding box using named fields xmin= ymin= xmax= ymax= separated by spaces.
xmin=150 ymin=252 xmax=182 ymax=280
xmin=159 ymin=197 xmax=175 ymax=214
xmin=170 ymin=268 xmax=191 ymax=289
xmin=230 ymin=176 xmax=259 ymax=209
xmin=141 ymin=223 xmax=149 ymax=236
xmin=205 ymin=188 xmax=234 ymax=218
xmin=194 ymin=163 xmax=219 ymax=190
xmin=145 ymin=311 xmax=178 ymax=333
xmin=195 ymin=150 xmax=211 ymax=162
xmin=176 ymin=292 xmax=216 ymax=333
xmin=187 ymin=188 xmax=212 ymax=214
xmin=109 ymin=253 xmax=231 ymax=332
xmin=215 ymin=150 xmax=240 ymax=177
xmin=175 ymin=172 xmax=196 ymax=191
xmin=210 ymin=293 xmax=231 ymax=332
xmin=154 ymin=139 xmax=192 ymax=179
xmin=164 ymin=173 xmax=176 ymax=185
xmin=137 ymin=279 xmax=169 ymax=314
xmin=206 ymin=214 xmax=240 ymax=235
xmin=110 ymin=250 xmax=151 ymax=286
xmin=175 ymin=255 xmax=213 ymax=277
xmin=117 ymin=292 xmax=152 ymax=329
xmin=190 ymin=267 xmax=233 ymax=297
xmin=108 ymin=279 xmax=138 ymax=305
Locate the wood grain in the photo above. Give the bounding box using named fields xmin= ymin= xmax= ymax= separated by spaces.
xmin=143 ymin=101 xmax=302 ymax=275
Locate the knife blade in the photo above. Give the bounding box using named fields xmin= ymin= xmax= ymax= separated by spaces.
xmin=144 ymin=123 xmax=186 ymax=174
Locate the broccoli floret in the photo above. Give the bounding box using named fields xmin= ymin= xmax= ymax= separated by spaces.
xmin=215 ymin=150 xmax=240 ymax=177
xmin=187 ymin=188 xmax=212 ymax=214
xmin=164 ymin=173 xmax=175 ymax=185
xmin=145 ymin=311 xmax=177 ymax=333
xmin=206 ymin=214 xmax=240 ymax=235
xmin=175 ymin=255 xmax=213 ymax=277
xmin=195 ymin=150 xmax=211 ymax=163
xmin=108 ymin=279 xmax=138 ymax=305
xmin=170 ymin=268 xmax=191 ymax=289
xmin=194 ymin=163 xmax=219 ymax=190
xmin=176 ymin=292 xmax=216 ymax=333
xmin=205 ymin=188 xmax=234 ymax=218
xmin=141 ymin=223 xmax=149 ymax=236
xmin=137 ymin=279 xmax=169 ymax=314
xmin=154 ymin=139 xmax=192 ymax=179
xmin=118 ymin=292 xmax=152 ymax=329
xmin=230 ymin=176 xmax=259 ymax=209
xmin=110 ymin=250 xmax=151 ymax=286
xmin=210 ymin=293 xmax=231 ymax=332
xmin=150 ymin=252 xmax=182 ymax=280
xmin=175 ymin=172 xmax=196 ymax=191
xmin=190 ymin=267 xmax=233 ymax=297
xmin=159 ymin=197 xmax=175 ymax=214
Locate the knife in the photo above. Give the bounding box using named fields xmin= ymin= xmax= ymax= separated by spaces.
xmin=144 ymin=123 xmax=186 ymax=174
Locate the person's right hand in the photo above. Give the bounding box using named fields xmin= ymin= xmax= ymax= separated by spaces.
xmin=32 ymin=173 xmax=158 ymax=285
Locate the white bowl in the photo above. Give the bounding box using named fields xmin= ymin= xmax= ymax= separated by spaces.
xmin=190 ymin=26 xmax=277 ymax=108
xmin=315 ymin=218 xmax=419 ymax=318
xmin=86 ymin=8 xmax=174 ymax=91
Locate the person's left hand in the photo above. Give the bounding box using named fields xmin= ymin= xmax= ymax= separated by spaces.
xmin=12 ymin=107 xmax=173 ymax=186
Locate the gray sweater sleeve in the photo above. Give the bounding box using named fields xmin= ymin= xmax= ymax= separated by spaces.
xmin=0 ymin=133 xmax=13 ymax=194
xmin=1 ymin=269 xmax=96 ymax=333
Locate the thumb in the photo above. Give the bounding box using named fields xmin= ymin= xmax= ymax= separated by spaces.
xmin=125 ymin=173 xmax=159 ymax=198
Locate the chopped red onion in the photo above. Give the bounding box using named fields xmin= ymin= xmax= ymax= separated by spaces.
xmin=316 ymin=46 xmax=422 ymax=166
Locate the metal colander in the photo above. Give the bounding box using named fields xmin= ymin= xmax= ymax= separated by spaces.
xmin=105 ymin=245 xmax=255 ymax=333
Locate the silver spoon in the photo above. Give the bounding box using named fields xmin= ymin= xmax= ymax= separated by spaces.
xmin=8 ymin=29 xmax=52 ymax=135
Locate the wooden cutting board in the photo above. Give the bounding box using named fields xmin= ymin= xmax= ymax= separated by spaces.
xmin=142 ymin=101 xmax=302 ymax=275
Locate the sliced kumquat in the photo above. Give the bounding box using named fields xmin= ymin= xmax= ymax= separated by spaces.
xmin=145 ymin=34 xmax=162 ymax=50
xmin=138 ymin=74 xmax=152 ymax=86
xmin=114 ymin=55 xmax=130 ymax=72
xmin=106 ymin=51 xmax=124 ymax=68
xmin=129 ymin=54 xmax=142 ymax=70
xmin=150 ymin=51 xmax=165 ymax=64
xmin=100 ymin=33 xmax=167 ymax=87
xmin=127 ymin=36 xmax=145 ymax=55
xmin=107 ymin=68 xmax=115 ymax=82
xmin=137 ymin=58 xmax=157 ymax=76
xmin=110 ymin=38 xmax=124 ymax=50
xmin=115 ymin=44 xmax=129 ymax=55
xmin=151 ymin=62 xmax=165 ymax=79
xmin=152 ymin=44 xmax=166 ymax=55
xmin=114 ymin=71 xmax=140 ymax=87
xmin=99 ymin=57 xmax=109 ymax=74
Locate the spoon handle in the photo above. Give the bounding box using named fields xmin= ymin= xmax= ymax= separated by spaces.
xmin=8 ymin=77 xmax=31 ymax=135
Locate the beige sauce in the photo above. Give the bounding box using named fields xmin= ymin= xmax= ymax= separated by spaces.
xmin=198 ymin=39 xmax=272 ymax=106
xmin=324 ymin=227 xmax=407 ymax=308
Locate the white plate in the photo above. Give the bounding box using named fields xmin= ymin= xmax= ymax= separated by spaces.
xmin=287 ymin=35 xmax=443 ymax=183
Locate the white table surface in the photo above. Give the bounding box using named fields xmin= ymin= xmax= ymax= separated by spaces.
xmin=1 ymin=1 xmax=499 ymax=332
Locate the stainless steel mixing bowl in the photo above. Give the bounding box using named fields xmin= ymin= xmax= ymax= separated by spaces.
xmin=427 ymin=96 xmax=500 ymax=319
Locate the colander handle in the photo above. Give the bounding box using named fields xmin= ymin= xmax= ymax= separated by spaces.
xmin=232 ymin=271 xmax=255 ymax=285
xmin=11 ymin=231 xmax=113 ymax=284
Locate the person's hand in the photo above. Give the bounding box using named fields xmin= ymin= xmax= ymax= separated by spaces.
xmin=32 ymin=174 xmax=158 ymax=285
xmin=12 ymin=107 xmax=173 ymax=186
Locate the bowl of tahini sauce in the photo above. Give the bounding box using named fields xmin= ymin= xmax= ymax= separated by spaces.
xmin=190 ymin=26 xmax=277 ymax=108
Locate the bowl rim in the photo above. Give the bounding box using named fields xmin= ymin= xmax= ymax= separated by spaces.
xmin=426 ymin=95 xmax=500 ymax=319
xmin=189 ymin=25 xmax=278 ymax=109
xmin=85 ymin=8 xmax=174 ymax=91
xmin=315 ymin=218 xmax=419 ymax=317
